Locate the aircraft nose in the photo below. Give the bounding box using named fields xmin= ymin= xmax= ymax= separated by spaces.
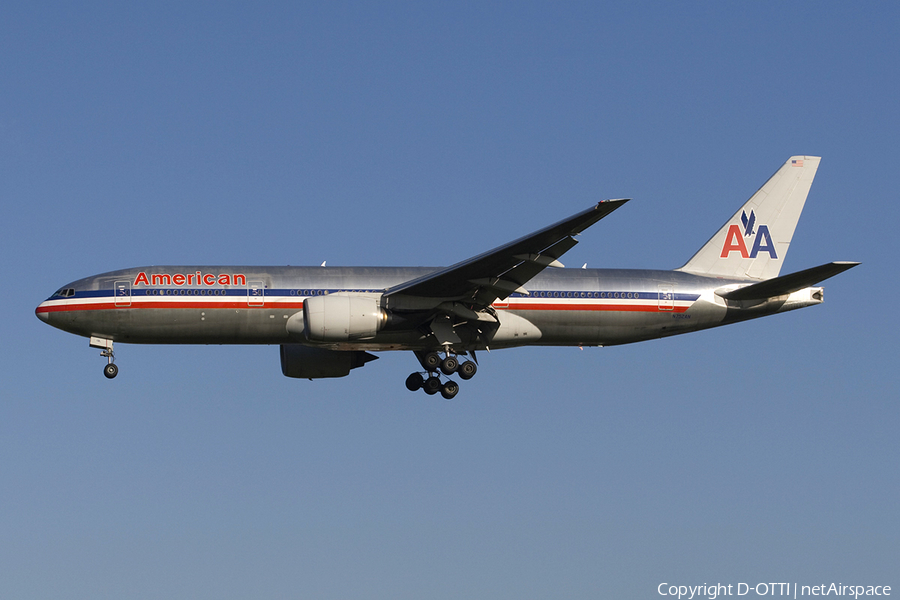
xmin=35 ymin=301 xmax=51 ymax=323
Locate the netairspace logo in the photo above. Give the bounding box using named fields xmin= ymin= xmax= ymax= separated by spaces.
xmin=657 ymin=582 xmax=891 ymax=599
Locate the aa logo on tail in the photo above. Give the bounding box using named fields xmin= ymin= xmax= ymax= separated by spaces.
xmin=720 ymin=210 xmax=777 ymax=259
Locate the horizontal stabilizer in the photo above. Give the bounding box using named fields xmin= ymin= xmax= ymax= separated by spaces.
xmin=718 ymin=261 xmax=860 ymax=301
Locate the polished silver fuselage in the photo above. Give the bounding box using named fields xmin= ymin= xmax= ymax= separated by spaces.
xmin=36 ymin=265 xmax=820 ymax=351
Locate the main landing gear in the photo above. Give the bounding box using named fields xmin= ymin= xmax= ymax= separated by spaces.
xmin=90 ymin=337 xmax=118 ymax=379
xmin=405 ymin=350 xmax=477 ymax=399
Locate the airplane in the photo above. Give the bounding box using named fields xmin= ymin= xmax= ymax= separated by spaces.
xmin=36 ymin=156 xmax=858 ymax=399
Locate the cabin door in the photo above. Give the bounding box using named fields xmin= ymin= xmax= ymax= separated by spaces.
xmin=657 ymin=285 xmax=674 ymax=311
xmin=114 ymin=280 xmax=132 ymax=307
xmin=248 ymin=281 xmax=265 ymax=307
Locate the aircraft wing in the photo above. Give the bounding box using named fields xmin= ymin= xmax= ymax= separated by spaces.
xmin=382 ymin=199 xmax=629 ymax=311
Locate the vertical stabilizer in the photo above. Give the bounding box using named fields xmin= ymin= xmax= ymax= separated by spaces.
xmin=677 ymin=156 xmax=820 ymax=280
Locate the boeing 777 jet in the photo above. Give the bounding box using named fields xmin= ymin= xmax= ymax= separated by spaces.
xmin=36 ymin=156 xmax=858 ymax=398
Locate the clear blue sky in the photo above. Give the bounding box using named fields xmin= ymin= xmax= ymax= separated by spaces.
xmin=2 ymin=3 xmax=896 ymax=598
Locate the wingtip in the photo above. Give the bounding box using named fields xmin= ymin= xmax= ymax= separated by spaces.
xmin=833 ymin=261 xmax=861 ymax=270
xmin=595 ymin=198 xmax=630 ymax=210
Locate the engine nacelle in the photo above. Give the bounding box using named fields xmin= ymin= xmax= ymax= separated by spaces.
xmin=280 ymin=344 xmax=378 ymax=379
xmin=303 ymin=295 xmax=386 ymax=342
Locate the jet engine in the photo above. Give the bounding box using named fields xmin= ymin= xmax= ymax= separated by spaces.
xmin=303 ymin=295 xmax=386 ymax=342
xmin=280 ymin=344 xmax=378 ymax=379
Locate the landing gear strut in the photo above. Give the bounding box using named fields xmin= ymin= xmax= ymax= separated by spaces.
xmin=406 ymin=350 xmax=476 ymax=399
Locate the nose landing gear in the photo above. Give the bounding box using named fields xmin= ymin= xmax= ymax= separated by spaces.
xmin=90 ymin=337 xmax=118 ymax=379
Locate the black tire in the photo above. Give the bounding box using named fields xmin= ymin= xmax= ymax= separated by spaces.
xmin=423 ymin=352 xmax=441 ymax=370
xmin=405 ymin=372 xmax=424 ymax=392
xmin=458 ymin=361 xmax=477 ymax=380
xmin=423 ymin=376 xmax=441 ymax=395
xmin=440 ymin=356 xmax=459 ymax=375
xmin=103 ymin=363 xmax=118 ymax=379
xmin=441 ymin=381 xmax=459 ymax=400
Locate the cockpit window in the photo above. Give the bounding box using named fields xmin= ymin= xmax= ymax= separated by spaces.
xmin=54 ymin=288 xmax=75 ymax=297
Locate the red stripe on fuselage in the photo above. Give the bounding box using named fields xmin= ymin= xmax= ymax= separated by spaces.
xmin=36 ymin=300 xmax=689 ymax=314
xmin=36 ymin=301 xmax=306 ymax=313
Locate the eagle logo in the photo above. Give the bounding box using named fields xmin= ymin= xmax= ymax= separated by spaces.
xmin=741 ymin=210 xmax=756 ymax=237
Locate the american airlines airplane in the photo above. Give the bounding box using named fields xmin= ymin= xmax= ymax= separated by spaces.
xmin=36 ymin=156 xmax=857 ymax=398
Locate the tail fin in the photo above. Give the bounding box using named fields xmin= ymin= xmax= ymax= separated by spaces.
xmin=678 ymin=156 xmax=820 ymax=280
